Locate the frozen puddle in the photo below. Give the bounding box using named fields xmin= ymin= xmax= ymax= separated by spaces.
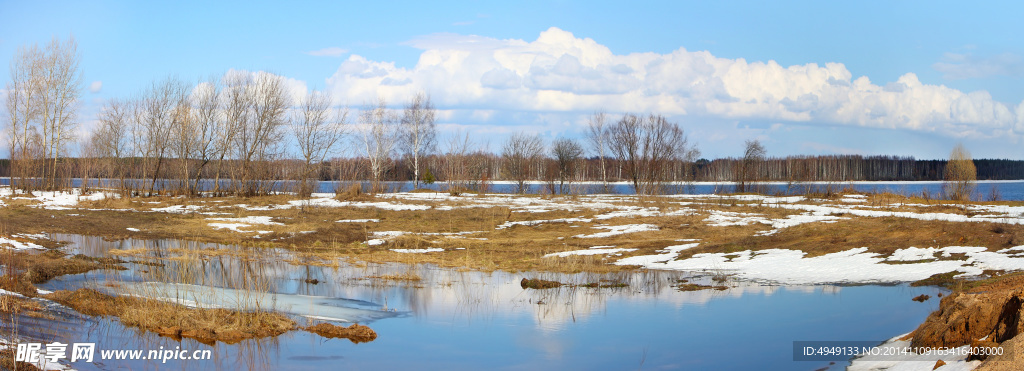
xmin=114 ymin=282 xmax=401 ymax=324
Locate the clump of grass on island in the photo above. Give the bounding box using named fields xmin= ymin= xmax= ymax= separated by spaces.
xmin=366 ymin=271 xmax=423 ymax=282
xmin=304 ymin=322 xmax=378 ymax=343
xmin=44 ymin=288 xmax=296 ymax=344
xmin=520 ymin=278 xmax=562 ymax=289
xmin=673 ymin=279 xmax=728 ymax=292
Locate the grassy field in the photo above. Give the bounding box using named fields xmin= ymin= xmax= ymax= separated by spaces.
xmin=2 ymin=189 xmax=1023 ymax=274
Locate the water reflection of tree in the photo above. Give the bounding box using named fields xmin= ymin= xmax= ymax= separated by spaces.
xmin=57 ymin=235 xmax=795 ymax=341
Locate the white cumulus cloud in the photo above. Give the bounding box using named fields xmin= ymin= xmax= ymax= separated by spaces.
xmin=89 ymin=81 xmax=102 ymax=93
xmin=323 ymin=27 xmax=1024 ymax=139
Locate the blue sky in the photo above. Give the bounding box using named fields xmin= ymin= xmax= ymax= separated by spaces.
xmin=2 ymin=0 xmax=1023 ymax=159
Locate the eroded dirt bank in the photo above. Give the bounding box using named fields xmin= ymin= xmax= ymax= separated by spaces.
xmin=909 ymin=274 xmax=1024 ymax=368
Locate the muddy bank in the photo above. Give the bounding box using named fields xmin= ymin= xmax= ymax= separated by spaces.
xmin=305 ymin=323 xmax=378 ymax=344
xmin=909 ymin=274 xmax=1024 ymax=367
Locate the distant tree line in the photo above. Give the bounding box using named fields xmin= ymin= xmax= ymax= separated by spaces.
xmin=695 ymin=155 xmax=1024 ymax=183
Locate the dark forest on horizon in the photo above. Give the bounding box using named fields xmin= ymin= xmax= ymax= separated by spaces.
xmin=1 ymin=155 xmax=1023 ymax=183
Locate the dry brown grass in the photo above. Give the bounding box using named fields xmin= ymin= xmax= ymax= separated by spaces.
xmin=0 ymin=250 xmax=126 ymax=284
xmin=0 ymin=349 xmax=44 ymax=371
xmin=44 ymin=288 xmax=296 ymax=344
xmin=0 ymin=294 xmax=50 ymax=319
xmin=108 ymin=247 xmax=149 ymax=256
xmin=3 ymin=191 xmax=1023 ymax=275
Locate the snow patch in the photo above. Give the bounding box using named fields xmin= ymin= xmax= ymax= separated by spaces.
xmin=152 ymin=204 xmax=203 ymax=214
xmin=206 ymin=216 xmax=282 ymax=225
xmin=496 ymin=217 xmax=591 ymax=229
xmin=618 ymin=244 xmax=1024 ymax=285
xmin=574 ymin=224 xmax=659 ymax=238
xmin=0 ymin=235 xmax=45 ymax=251
xmin=391 ymin=248 xmax=444 ymax=253
xmin=544 ymin=248 xmax=637 ymax=258
xmin=208 ymin=223 xmax=253 ymax=233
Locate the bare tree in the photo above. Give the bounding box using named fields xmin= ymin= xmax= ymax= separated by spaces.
xmin=4 ymin=36 xmax=82 ymax=191
xmin=400 ymin=92 xmax=437 ymax=189
xmin=79 ymin=134 xmax=102 ymax=194
xmin=170 ymin=82 xmax=201 ymax=196
xmin=736 ymin=139 xmax=766 ymax=193
xmin=358 ymin=97 xmax=398 ymax=193
xmin=442 ymin=130 xmax=474 ymax=191
xmin=137 ymin=77 xmax=188 ymax=195
xmin=292 ymin=89 xmax=348 ymax=197
xmin=185 ymin=77 xmax=225 ymax=196
xmin=4 ymin=43 xmax=43 ymax=191
xmin=37 ymin=36 xmax=83 ymax=191
xmin=585 ymin=112 xmax=610 ymax=192
xmin=609 ymin=113 xmax=698 ymax=194
xmin=93 ymin=98 xmax=132 ymax=193
xmin=502 ymin=132 xmax=545 ymax=193
xmin=213 ymin=72 xmax=251 ymax=195
xmin=943 ymin=142 xmax=976 ymax=202
xmin=234 ymin=71 xmax=290 ymax=196
xmin=551 ymin=137 xmax=583 ymax=194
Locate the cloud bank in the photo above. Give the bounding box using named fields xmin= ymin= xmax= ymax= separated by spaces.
xmin=325 ymin=27 xmax=1024 ymax=140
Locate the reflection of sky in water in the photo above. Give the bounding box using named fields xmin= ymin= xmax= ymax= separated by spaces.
xmin=25 ymin=234 xmax=943 ymax=370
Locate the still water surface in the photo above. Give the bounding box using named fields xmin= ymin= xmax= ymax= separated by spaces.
xmin=9 ymin=234 xmax=944 ymax=370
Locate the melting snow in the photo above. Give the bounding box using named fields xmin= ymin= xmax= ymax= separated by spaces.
xmin=617 ymin=244 xmax=1024 ymax=285
xmin=544 ymin=248 xmax=637 ymax=258
xmin=206 ymin=216 xmax=282 ymax=225
xmin=115 ymin=282 xmax=401 ymax=323
xmin=496 ymin=218 xmax=591 ymax=229
xmin=152 ymin=204 xmax=204 ymax=214
xmin=0 ymin=234 xmax=46 ymax=250
xmin=574 ymin=224 xmax=659 ymax=238
xmin=391 ymin=248 xmax=444 ymax=253
xmin=208 ymin=223 xmax=253 ymax=233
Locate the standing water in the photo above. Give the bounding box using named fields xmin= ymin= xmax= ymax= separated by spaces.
xmin=9 ymin=234 xmax=945 ymax=370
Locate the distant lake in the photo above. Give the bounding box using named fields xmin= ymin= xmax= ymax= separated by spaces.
xmin=4 ymin=178 xmax=1024 ymax=201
